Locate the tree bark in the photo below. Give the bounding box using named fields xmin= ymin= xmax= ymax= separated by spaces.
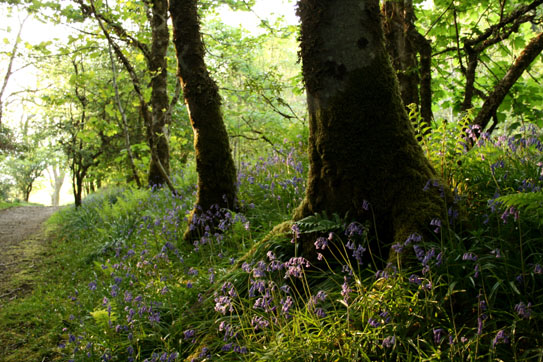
xmin=295 ymin=0 xmax=447 ymax=259
xmin=383 ymin=1 xmax=419 ymax=108
xmin=147 ymin=0 xmax=171 ymax=187
xmin=48 ymin=165 xmax=65 ymax=207
xmin=0 ymin=14 xmax=28 ymax=127
xmin=382 ymin=0 xmax=433 ymax=128
xmin=169 ymin=0 xmax=238 ymax=239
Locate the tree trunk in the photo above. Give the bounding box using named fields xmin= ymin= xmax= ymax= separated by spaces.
xmin=383 ymin=1 xmax=419 ymax=108
xmin=295 ymin=0 xmax=447 ymax=259
xmin=170 ymin=0 xmax=238 ymax=239
xmin=382 ymin=0 xmax=433 ymax=128
xmin=147 ymin=0 xmax=171 ymax=187
xmin=48 ymin=165 xmax=65 ymax=207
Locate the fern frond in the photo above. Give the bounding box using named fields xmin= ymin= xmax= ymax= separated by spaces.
xmin=295 ymin=211 xmax=347 ymax=234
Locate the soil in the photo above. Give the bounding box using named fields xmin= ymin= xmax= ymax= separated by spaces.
xmin=0 ymin=206 xmax=58 ymax=303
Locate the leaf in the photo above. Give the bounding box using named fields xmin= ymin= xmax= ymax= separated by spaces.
xmin=509 ymin=281 xmax=521 ymax=295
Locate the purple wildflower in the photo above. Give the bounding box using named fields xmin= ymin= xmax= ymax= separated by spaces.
xmin=382 ymin=336 xmax=396 ymax=348
xmin=251 ymin=316 xmax=270 ymax=331
xmin=341 ymin=276 xmax=351 ymax=303
xmin=433 ymin=328 xmax=445 ymax=345
xmin=514 ymin=302 xmax=532 ymax=319
xmin=404 ymin=233 xmax=422 ymax=246
xmin=281 ymin=296 xmax=293 ymax=315
xmin=314 ymin=237 xmax=328 ymax=250
xmin=88 ymin=281 xmax=97 ymax=291
xmin=391 ymin=243 xmax=404 ymax=253
xmin=284 ymin=257 xmax=310 ymax=279
xmin=291 ymin=224 xmax=300 ymax=243
xmin=315 ymin=308 xmax=326 ymax=318
xmin=492 ymin=330 xmax=509 ymax=348
xmin=353 ymin=245 xmax=366 ymax=265
xmin=409 ymin=274 xmax=422 ymax=285
xmin=214 ymin=296 xmax=233 ymax=315
xmin=430 ymin=218 xmax=441 ymax=233
xmin=184 ymin=329 xmax=195 ymax=340
xmin=462 ymin=252 xmax=478 ymax=261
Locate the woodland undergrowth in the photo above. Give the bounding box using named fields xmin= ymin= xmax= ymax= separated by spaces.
xmin=7 ymin=121 xmax=543 ymax=361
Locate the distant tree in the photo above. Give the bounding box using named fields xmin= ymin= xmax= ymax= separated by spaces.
xmin=294 ymin=0 xmax=448 ymax=260
xmin=170 ymin=0 xmax=238 ymax=239
xmin=1 ymin=115 xmax=48 ymax=202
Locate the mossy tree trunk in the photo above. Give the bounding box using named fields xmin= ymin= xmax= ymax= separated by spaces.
xmin=169 ymin=0 xmax=237 ymax=239
xmin=147 ymin=0 xmax=171 ymax=187
xmin=295 ymin=0 xmax=447 ymax=259
xmin=382 ymin=0 xmax=433 ymax=128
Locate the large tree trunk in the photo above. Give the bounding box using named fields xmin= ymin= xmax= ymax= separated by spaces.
xmin=170 ymin=0 xmax=238 ymax=239
xmin=147 ymin=0 xmax=171 ymax=187
xmin=295 ymin=0 xmax=447 ymax=259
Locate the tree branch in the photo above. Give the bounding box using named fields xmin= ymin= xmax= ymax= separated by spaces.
xmin=473 ymin=31 xmax=543 ymax=132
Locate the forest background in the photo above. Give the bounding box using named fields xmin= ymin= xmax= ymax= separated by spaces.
xmin=0 ymin=0 xmax=543 ymax=361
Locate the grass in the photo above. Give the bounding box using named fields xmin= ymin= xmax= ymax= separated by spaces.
xmin=1 ymin=127 xmax=543 ymax=361
xmin=0 ymin=200 xmax=42 ymax=210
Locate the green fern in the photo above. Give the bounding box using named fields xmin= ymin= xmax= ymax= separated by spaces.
xmin=496 ymin=191 xmax=543 ymax=223
xmin=295 ymin=211 xmax=347 ymax=234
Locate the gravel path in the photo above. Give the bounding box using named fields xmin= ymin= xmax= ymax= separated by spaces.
xmin=0 ymin=206 xmax=58 ymax=301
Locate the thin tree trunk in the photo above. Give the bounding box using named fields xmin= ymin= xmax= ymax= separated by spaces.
xmin=48 ymin=165 xmax=65 ymax=207
xmin=0 ymin=14 xmax=28 ymax=127
xmin=106 ymin=42 xmax=142 ymax=188
xmin=147 ymin=0 xmax=171 ymax=187
xmin=169 ymin=0 xmax=238 ymax=239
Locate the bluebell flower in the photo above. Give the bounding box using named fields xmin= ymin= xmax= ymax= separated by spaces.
xmin=382 ymin=336 xmax=396 ymax=348
xmin=514 ymin=302 xmax=532 ymax=319
xmin=341 ymin=276 xmax=351 ymax=303
xmin=409 ymin=274 xmax=422 ymax=285
xmin=433 ymin=328 xmax=445 ymax=345
xmin=315 ymin=308 xmax=326 ymax=318
xmin=462 ymin=252 xmax=478 ymax=261
xmin=251 ymin=316 xmax=269 ymax=331
xmin=492 ymin=330 xmax=509 ymax=348
xmin=184 ymin=329 xmax=195 ymax=340
xmin=314 ymin=237 xmax=328 ymax=250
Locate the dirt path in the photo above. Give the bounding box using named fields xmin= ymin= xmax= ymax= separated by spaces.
xmin=0 ymin=206 xmax=58 ymax=302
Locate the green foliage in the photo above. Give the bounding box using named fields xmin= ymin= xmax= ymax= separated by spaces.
xmin=295 ymin=211 xmax=347 ymax=234
xmin=496 ymin=192 xmax=543 ymax=224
